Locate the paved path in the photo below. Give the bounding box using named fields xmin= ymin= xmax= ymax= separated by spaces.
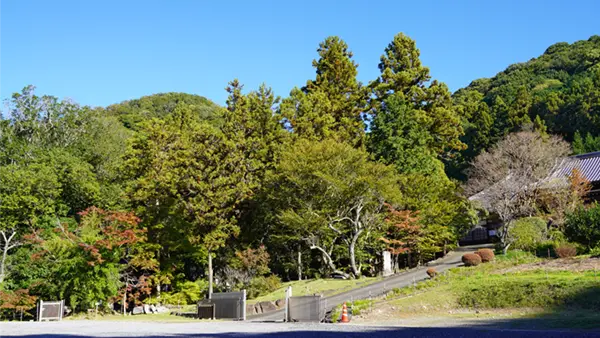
xmin=1 ymin=320 xmax=598 ymax=337
xmin=249 ymin=245 xmax=487 ymax=321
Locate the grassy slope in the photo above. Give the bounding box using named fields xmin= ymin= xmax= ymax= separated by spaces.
xmin=346 ymin=251 xmax=600 ymax=329
xmin=249 ymin=277 xmax=381 ymax=304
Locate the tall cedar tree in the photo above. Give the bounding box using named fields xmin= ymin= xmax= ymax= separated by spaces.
xmin=369 ymin=33 xmax=464 ymax=173
xmin=222 ymin=80 xmax=290 ymax=260
xmin=223 ymin=80 xmax=286 ymax=190
xmin=281 ymin=36 xmax=368 ymax=147
xmin=124 ymin=103 xmax=250 ymax=294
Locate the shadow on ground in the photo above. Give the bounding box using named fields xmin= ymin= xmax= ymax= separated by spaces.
xmin=8 ymin=329 xmax=600 ymax=338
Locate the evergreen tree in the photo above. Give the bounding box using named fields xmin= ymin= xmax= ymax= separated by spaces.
xmin=533 ymin=115 xmax=548 ymax=135
xmin=223 ymin=79 xmax=287 ymax=189
xmin=508 ymin=86 xmax=533 ymax=130
xmin=584 ymin=132 xmax=600 ymax=153
xmin=124 ymin=103 xmax=250 ymax=293
xmin=281 ymin=36 xmax=367 ymax=147
xmin=368 ymin=94 xmax=440 ymax=175
xmin=447 ymin=90 xmax=494 ymax=180
xmin=369 ymin=33 xmax=464 ymax=173
xmin=490 ymin=95 xmax=510 ymax=139
xmin=573 ymin=131 xmax=585 ymax=154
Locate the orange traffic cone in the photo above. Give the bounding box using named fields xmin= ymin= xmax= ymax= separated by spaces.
xmin=340 ymin=302 xmax=350 ymax=323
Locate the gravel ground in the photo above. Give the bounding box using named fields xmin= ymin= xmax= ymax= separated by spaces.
xmin=2 ymin=320 xmax=600 ymax=338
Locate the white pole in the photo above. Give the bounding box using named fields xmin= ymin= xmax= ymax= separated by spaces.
xmin=284 ymin=286 xmax=292 ymax=322
xmin=38 ymin=300 xmax=43 ymax=322
xmin=242 ymin=289 xmax=246 ymax=321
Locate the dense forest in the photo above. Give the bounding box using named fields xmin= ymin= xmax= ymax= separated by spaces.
xmin=449 ymin=35 xmax=600 ymax=179
xmin=1 ymin=33 xmax=599 ymax=316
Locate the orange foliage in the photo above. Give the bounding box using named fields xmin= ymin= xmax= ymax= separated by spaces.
xmin=380 ymin=203 xmax=420 ymax=255
xmin=0 ymin=289 xmax=37 ymax=312
xmin=568 ymin=168 xmax=591 ymax=204
xmin=235 ymin=245 xmax=270 ymax=275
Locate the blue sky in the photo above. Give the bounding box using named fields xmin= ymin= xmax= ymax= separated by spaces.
xmin=1 ymin=0 xmax=599 ymax=108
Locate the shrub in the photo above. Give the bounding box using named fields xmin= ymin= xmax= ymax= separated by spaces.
xmin=535 ymin=241 xmax=557 ymax=258
xmin=162 ymin=280 xmax=206 ymax=305
xmin=590 ymin=246 xmax=600 ymax=257
xmin=426 ymin=268 xmax=437 ymax=278
xmin=462 ymin=253 xmax=482 ymax=266
xmin=247 ymin=275 xmax=281 ymax=299
xmin=509 ymin=217 xmax=547 ymax=251
xmin=555 ymin=244 xmax=577 ymax=258
xmin=565 ymin=204 xmax=600 ymax=250
xmin=474 ymin=249 xmax=495 ymax=263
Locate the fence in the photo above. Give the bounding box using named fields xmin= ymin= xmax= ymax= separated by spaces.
xmin=37 ymin=300 xmax=64 ymax=322
xmin=197 ymin=304 xmax=215 ymax=319
xmin=286 ymin=295 xmax=324 ymax=322
xmin=199 ymin=290 xmax=246 ymax=320
xmin=459 ymin=227 xmax=489 ymax=245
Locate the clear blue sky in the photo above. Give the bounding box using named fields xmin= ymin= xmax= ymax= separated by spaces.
xmin=1 ymin=0 xmax=599 ymax=108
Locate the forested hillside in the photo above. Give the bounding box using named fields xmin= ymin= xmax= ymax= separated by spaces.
xmin=105 ymin=92 xmax=223 ymax=130
xmin=1 ymin=34 xmax=599 ymax=317
xmin=449 ymin=35 xmax=600 ymax=179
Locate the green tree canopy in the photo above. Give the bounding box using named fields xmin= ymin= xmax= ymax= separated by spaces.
xmin=281 ymin=36 xmax=368 ymax=147
xmin=269 ymin=139 xmax=402 ymax=277
xmin=105 ymin=92 xmax=222 ymax=130
xmin=124 ymin=103 xmax=250 ymax=283
xmin=450 ymin=35 xmax=600 ymax=179
xmin=369 ymin=33 xmax=464 ymax=169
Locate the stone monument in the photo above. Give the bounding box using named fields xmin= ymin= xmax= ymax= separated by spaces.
xmin=382 ymin=250 xmax=392 ymax=276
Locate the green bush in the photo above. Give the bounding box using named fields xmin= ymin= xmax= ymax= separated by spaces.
xmin=565 ymin=204 xmax=600 ymax=250
xmin=510 ymin=217 xmax=547 ymax=251
xmin=536 ymin=241 xmax=557 ymax=258
xmin=247 ymin=275 xmax=281 ymax=299
xmin=590 ymin=246 xmax=600 ymax=257
xmin=161 ymin=280 xmax=208 ymax=305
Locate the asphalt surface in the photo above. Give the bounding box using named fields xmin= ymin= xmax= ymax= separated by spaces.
xmin=248 ymin=246 xmax=484 ymax=322
xmin=2 ymin=320 xmax=599 ymax=338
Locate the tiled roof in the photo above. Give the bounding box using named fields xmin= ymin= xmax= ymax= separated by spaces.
xmin=550 ymin=151 xmax=600 ymax=182
xmin=471 ymin=151 xmax=600 ymax=212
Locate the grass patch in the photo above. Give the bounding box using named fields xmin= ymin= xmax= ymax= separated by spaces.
xmin=249 ymin=277 xmax=380 ymax=303
xmin=375 ymin=252 xmax=600 ymax=314
xmin=331 ymin=299 xmax=374 ymax=322
xmin=458 ymin=270 xmax=600 ymax=309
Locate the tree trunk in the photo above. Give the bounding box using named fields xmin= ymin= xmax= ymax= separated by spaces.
xmin=348 ymin=230 xmax=363 ymax=278
xmin=122 ymin=280 xmax=127 ymax=316
xmin=297 ymin=246 xmax=302 ymax=281
xmin=502 ymin=243 xmax=511 ymax=255
xmin=310 ymin=245 xmax=348 ymax=279
xmin=208 ymin=251 xmax=213 ymax=299
xmin=349 ymin=240 xmax=359 ymax=278
xmin=0 ymin=229 xmax=18 ymax=285
xmin=0 ymin=242 xmax=8 ymax=284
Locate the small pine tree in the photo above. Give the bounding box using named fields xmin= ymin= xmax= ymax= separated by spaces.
xmin=573 ymin=131 xmax=585 ymax=154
